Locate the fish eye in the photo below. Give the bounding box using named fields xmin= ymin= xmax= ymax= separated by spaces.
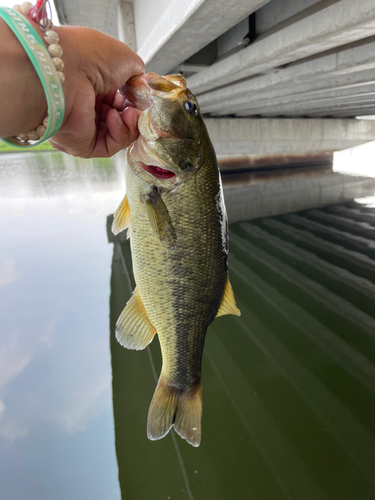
xmin=184 ymin=101 xmax=197 ymax=114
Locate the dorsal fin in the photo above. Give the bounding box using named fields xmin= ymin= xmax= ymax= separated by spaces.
xmin=216 ymin=276 xmax=241 ymax=318
xmin=112 ymin=194 xmax=130 ymax=237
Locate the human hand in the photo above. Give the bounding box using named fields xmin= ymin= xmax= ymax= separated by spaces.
xmin=49 ymin=27 xmax=144 ymax=158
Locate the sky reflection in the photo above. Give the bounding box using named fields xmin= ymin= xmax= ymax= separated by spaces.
xmin=0 ymin=151 xmax=126 ymax=500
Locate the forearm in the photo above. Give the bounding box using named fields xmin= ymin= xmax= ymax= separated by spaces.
xmin=0 ymin=19 xmax=82 ymax=139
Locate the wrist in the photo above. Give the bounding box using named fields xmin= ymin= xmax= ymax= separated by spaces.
xmin=54 ymin=26 xmax=80 ymax=129
xmin=1 ymin=5 xmax=66 ymax=146
xmin=0 ymin=17 xmax=47 ymax=136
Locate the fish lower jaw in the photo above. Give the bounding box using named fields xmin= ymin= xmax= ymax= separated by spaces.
xmin=129 ymin=140 xmax=177 ymax=181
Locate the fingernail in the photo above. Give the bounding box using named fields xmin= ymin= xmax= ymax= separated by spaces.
xmin=114 ymin=109 xmax=123 ymax=127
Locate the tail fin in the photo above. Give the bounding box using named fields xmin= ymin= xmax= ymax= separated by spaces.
xmin=147 ymin=374 xmax=202 ymax=447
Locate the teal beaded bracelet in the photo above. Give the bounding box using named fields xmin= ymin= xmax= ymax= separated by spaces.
xmin=0 ymin=4 xmax=65 ymax=148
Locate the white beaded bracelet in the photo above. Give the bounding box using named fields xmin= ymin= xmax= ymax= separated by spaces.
xmin=13 ymin=0 xmax=65 ymax=143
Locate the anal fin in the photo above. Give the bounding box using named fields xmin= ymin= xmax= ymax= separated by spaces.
xmin=216 ymin=275 xmax=241 ymax=318
xmin=116 ymin=287 xmax=156 ymax=350
xmin=112 ymin=194 xmax=130 ymax=238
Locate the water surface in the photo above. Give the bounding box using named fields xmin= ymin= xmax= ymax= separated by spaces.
xmin=111 ymin=202 xmax=375 ymax=500
xmin=1 ymin=151 xmax=375 ymax=500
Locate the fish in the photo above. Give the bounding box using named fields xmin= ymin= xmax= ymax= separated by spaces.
xmin=112 ymin=72 xmax=240 ymax=447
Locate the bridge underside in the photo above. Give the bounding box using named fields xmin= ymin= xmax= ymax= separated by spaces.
xmin=56 ymin=0 xmax=375 ymax=210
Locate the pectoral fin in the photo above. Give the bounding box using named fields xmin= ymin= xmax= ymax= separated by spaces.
xmin=112 ymin=194 xmax=130 ymax=238
xmin=142 ymin=187 xmax=176 ymax=243
xmin=216 ymin=276 xmax=241 ymax=318
xmin=116 ymin=287 xmax=156 ymax=350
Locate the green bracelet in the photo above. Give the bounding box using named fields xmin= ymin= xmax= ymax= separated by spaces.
xmin=0 ymin=6 xmax=65 ymax=148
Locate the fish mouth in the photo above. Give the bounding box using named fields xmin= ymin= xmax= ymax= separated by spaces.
xmin=140 ymin=162 xmax=176 ymax=180
xmin=129 ymin=138 xmax=177 ymax=181
xmin=123 ymin=72 xmax=187 ymax=109
xmin=124 ymin=73 xmax=188 ymax=182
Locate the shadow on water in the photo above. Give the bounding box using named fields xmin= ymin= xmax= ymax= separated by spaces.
xmin=109 ymin=202 xmax=375 ymax=500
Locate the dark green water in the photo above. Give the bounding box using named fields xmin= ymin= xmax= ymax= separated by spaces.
xmin=110 ymin=203 xmax=375 ymax=500
xmin=1 ymin=152 xmax=375 ymax=499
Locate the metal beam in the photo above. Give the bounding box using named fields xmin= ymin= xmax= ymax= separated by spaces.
xmin=52 ymin=0 xmax=67 ymax=24
xmin=187 ymin=0 xmax=375 ymax=94
xmin=209 ymin=71 xmax=375 ymax=117
xmin=294 ymin=108 xmax=375 ymax=118
xmin=197 ymin=38 xmax=375 ymax=114
xmin=174 ymin=63 xmax=209 ymax=74
xmin=205 ymin=118 xmax=375 ymax=156
xmin=232 ymin=86 xmax=375 ymax=118
xmin=135 ymin=0 xmax=269 ymax=74
xmin=61 ymin=0 xmax=118 ymax=37
xmin=117 ymin=1 xmax=137 ymax=51
xmin=255 ymin=0 xmax=321 ymax=35
xmin=246 ymin=96 xmax=375 ymax=118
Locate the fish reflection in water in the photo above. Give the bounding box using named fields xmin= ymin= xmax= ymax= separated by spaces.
xmin=110 ymin=200 xmax=375 ymax=500
xmin=112 ymin=72 xmax=240 ymax=447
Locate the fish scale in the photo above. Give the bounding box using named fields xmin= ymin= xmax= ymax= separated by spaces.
xmin=127 ymin=148 xmax=226 ymax=387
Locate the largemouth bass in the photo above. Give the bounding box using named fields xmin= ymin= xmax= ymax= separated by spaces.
xmin=112 ymin=72 xmax=240 ymax=447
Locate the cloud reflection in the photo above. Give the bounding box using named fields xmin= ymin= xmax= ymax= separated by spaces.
xmin=0 ymin=334 xmax=31 ymax=392
xmin=0 ymin=151 xmax=125 ymax=442
xmin=0 ymin=257 xmax=16 ymax=288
